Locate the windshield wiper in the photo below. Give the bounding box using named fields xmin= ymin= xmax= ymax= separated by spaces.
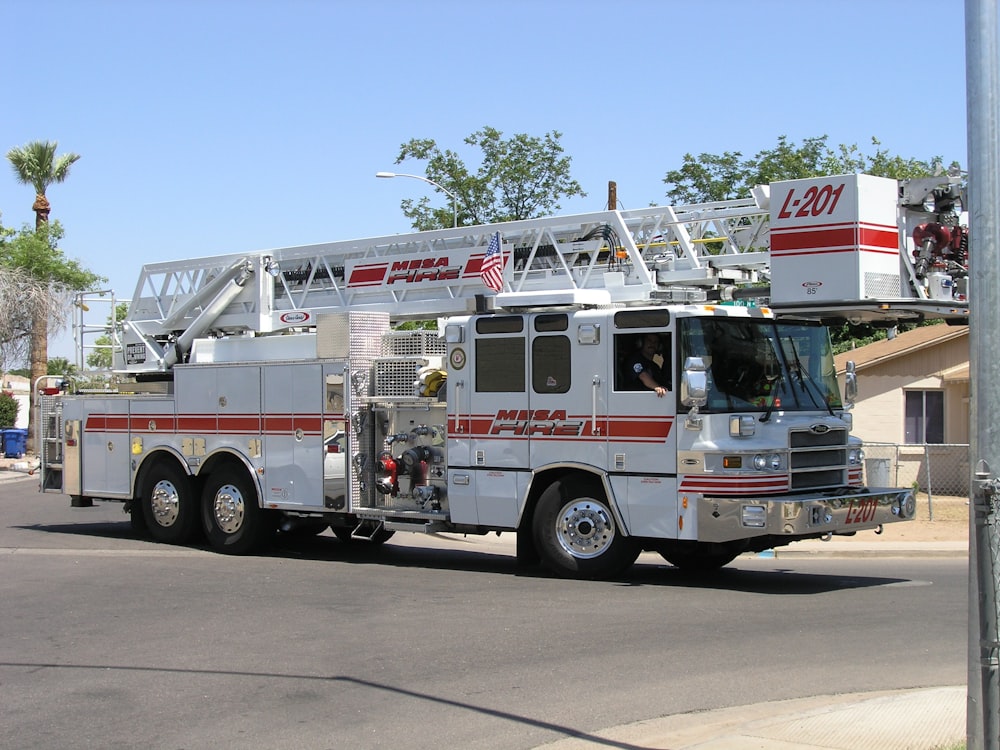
xmin=785 ymin=337 xmax=835 ymax=416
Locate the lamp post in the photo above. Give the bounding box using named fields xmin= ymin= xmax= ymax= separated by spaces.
xmin=376 ymin=171 xmax=458 ymax=228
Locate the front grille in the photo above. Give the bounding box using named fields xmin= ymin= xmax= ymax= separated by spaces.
xmin=789 ymin=427 xmax=848 ymax=490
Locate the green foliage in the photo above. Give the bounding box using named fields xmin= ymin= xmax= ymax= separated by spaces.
xmin=0 ymin=391 xmax=18 ymax=428
xmin=664 ymin=135 xmax=956 ymax=205
xmin=830 ymin=321 xmax=942 ymax=355
xmin=394 ymin=126 xmax=585 ymax=229
xmin=394 ymin=320 xmax=438 ymax=331
xmin=0 ymin=221 xmax=103 ymax=289
xmin=6 ymin=140 xmax=80 ymax=197
xmin=47 ymin=357 xmax=78 ymax=376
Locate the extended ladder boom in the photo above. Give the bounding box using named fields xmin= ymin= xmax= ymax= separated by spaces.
xmin=113 ymin=173 xmax=968 ymax=374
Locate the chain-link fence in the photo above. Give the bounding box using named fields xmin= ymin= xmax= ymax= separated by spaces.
xmin=862 ymin=442 xmax=970 ymax=520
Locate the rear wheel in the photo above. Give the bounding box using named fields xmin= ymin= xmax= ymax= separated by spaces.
xmin=533 ymin=476 xmax=639 ymax=579
xmin=201 ymin=466 xmax=272 ymax=555
xmin=141 ymin=461 xmax=198 ymax=544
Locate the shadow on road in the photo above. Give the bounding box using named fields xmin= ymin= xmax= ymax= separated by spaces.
xmin=13 ymin=519 xmax=909 ymax=594
xmin=0 ymin=660 xmax=651 ymax=750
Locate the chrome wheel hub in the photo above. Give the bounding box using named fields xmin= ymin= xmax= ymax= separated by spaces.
xmin=149 ymin=480 xmax=180 ymax=528
xmin=556 ymin=499 xmax=615 ymax=559
xmin=213 ymin=484 xmax=245 ymax=534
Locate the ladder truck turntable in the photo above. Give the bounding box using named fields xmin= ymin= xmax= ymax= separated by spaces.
xmin=37 ymin=173 xmax=968 ymax=579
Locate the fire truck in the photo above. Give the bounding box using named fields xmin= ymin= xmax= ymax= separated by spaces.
xmin=36 ymin=173 xmax=968 ymax=579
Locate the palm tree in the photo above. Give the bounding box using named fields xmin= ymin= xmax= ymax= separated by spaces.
xmin=5 ymin=141 xmax=81 ymax=452
xmin=6 ymin=141 xmax=80 ymax=229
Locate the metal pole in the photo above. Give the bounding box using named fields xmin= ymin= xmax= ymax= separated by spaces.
xmin=376 ymin=172 xmax=459 ymax=227
xmin=966 ymin=1 xmax=1000 ymax=747
xmin=925 ymin=443 xmax=935 ymax=522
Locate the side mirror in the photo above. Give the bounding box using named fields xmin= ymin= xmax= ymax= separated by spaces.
xmin=681 ymin=356 xmax=708 ymax=407
xmin=843 ymin=360 xmax=857 ymax=410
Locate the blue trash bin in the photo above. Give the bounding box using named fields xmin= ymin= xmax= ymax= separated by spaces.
xmin=3 ymin=428 xmax=27 ymax=459
xmin=0 ymin=429 xmax=6 ymax=457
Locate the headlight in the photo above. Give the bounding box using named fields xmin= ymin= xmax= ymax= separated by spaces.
xmin=848 ymin=448 xmax=864 ymax=466
xmin=753 ymin=453 xmax=782 ymax=471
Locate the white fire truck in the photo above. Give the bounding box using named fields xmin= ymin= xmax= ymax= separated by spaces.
xmin=37 ymin=173 xmax=968 ymax=579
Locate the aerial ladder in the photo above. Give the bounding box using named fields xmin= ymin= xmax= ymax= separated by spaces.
xmin=103 ymin=172 xmax=968 ymax=377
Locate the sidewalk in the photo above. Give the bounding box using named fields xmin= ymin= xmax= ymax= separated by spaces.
xmin=0 ymin=453 xmax=38 ymax=482
xmin=534 ymin=686 xmax=966 ymax=750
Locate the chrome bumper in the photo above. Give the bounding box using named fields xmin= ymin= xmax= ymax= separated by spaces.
xmin=697 ymin=488 xmax=917 ymax=544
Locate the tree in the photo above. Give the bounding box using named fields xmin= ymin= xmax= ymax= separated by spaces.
xmin=47 ymin=357 xmax=78 ymax=377
xmin=3 ymin=140 xmax=98 ymax=452
xmin=6 ymin=141 xmax=80 ymax=230
xmin=393 ymin=127 xmax=586 ymax=230
xmin=663 ymin=135 xmax=954 ymax=205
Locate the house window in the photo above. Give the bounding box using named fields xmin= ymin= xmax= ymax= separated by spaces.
xmin=905 ymin=390 xmax=944 ymax=444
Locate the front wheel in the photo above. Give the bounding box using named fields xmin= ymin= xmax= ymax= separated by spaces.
xmin=532 ymin=476 xmax=639 ymax=580
xmin=201 ymin=466 xmax=272 ymax=555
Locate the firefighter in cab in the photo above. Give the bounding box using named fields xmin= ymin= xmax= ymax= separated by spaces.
xmin=626 ymin=334 xmax=669 ymax=397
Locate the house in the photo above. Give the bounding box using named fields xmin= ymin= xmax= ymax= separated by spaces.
xmin=834 ymin=323 xmax=969 ymax=494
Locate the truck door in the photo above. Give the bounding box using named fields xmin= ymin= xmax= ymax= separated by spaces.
xmin=526 ymin=312 xmax=608 ymax=470
xmin=463 ymin=315 xmax=530 ymax=471
xmin=605 ymin=310 xmax=679 ymax=538
xmin=454 ymin=315 xmax=530 ymax=527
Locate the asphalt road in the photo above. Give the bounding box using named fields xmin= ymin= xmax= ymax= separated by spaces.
xmin=0 ymin=475 xmax=968 ymax=750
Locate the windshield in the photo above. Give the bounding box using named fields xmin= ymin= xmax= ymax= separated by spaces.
xmin=679 ymin=316 xmax=842 ymax=413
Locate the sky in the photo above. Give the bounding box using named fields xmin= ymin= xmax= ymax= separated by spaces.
xmin=2 ymin=0 xmax=971 ymax=361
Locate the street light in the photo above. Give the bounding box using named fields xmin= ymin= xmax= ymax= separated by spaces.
xmin=376 ymin=171 xmax=458 ymax=228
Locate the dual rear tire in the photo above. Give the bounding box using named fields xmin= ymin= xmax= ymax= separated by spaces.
xmin=137 ymin=460 xmax=271 ymax=555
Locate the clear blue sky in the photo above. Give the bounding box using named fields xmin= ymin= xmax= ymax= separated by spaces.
xmin=2 ymin=0 xmax=970 ymax=361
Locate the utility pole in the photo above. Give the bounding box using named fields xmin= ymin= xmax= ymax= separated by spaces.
xmin=966 ymin=1 xmax=1000 ymax=748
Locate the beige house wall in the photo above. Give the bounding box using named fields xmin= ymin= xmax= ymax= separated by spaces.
xmin=844 ymin=331 xmax=969 ymax=444
xmin=840 ymin=328 xmax=970 ymax=494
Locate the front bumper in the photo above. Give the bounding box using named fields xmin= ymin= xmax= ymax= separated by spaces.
xmin=697 ymin=487 xmax=917 ymax=544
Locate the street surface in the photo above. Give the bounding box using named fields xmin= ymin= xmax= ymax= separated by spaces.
xmin=0 ymin=475 xmax=967 ymax=749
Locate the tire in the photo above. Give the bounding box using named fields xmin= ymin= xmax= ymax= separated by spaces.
xmin=532 ymin=476 xmax=639 ymax=580
xmin=140 ymin=461 xmax=198 ymax=544
xmin=129 ymin=500 xmax=149 ymax=537
xmin=657 ymin=541 xmax=745 ymax=572
xmin=201 ymin=466 xmax=272 ymax=555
